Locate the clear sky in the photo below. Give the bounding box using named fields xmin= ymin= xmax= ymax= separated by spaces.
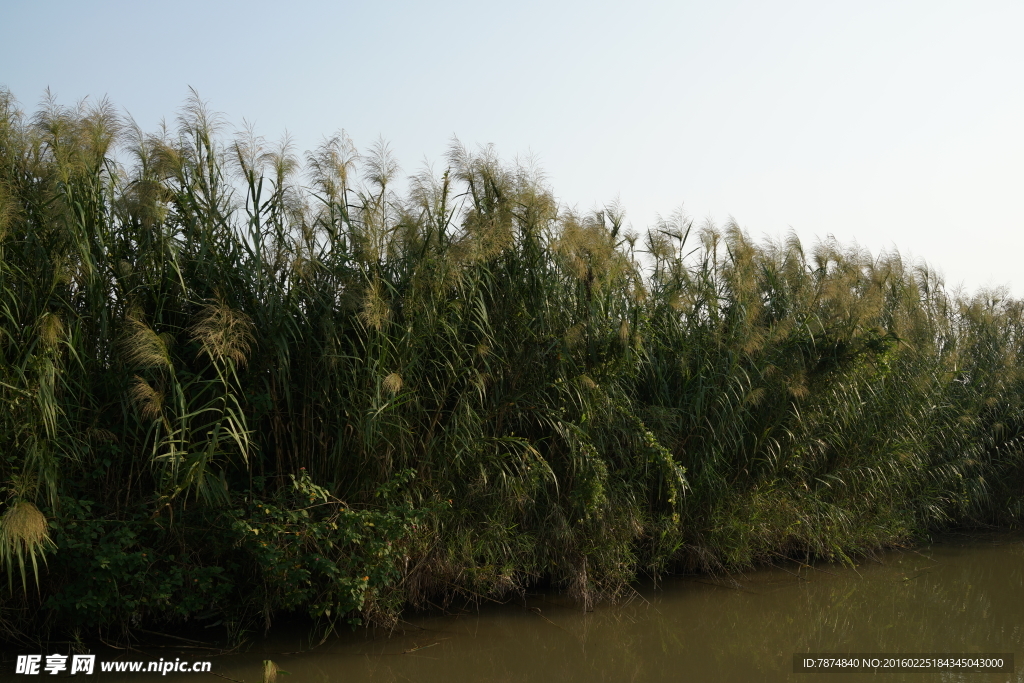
xmin=2 ymin=0 xmax=1022 ymax=295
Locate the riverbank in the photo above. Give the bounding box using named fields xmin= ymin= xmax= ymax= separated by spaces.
xmin=6 ymin=531 xmax=1019 ymax=682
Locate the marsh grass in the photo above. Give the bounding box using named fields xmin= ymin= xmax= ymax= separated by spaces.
xmin=0 ymin=87 xmax=1022 ymax=639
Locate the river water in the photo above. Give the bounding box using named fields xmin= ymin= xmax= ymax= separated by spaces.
xmin=12 ymin=532 xmax=1024 ymax=682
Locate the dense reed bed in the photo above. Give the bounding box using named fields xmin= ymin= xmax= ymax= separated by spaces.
xmin=1 ymin=89 xmax=1023 ymax=641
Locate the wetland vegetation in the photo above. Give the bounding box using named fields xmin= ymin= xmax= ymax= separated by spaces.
xmin=1 ymin=88 xmax=1023 ymax=643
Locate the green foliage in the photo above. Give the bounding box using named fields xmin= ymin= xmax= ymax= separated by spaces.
xmin=44 ymin=498 xmax=234 ymax=629
xmin=1 ymin=87 xmax=1023 ymax=639
xmin=226 ymin=469 xmax=425 ymax=627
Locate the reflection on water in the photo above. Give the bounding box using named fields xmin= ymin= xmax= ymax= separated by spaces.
xmin=17 ymin=533 xmax=1024 ymax=682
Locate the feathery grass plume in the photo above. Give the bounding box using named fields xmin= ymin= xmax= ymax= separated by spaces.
xmin=191 ymin=299 xmax=254 ymax=366
xmin=0 ymin=500 xmax=56 ymax=592
xmin=364 ymin=137 xmax=400 ymax=195
xmin=123 ymin=316 xmax=173 ymax=370
xmin=176 ymin=87 xmax=226 ymax=161
xmin=129 ymin=376 xmax=165 ymax=421
xmin=307 ymin=131 xmax=358 ymax=202
xmin=447 ymin=141 xmax=518 ymax=263
xmin=78 ymin=96 xmax=122 ymax=170
xmin=359 ymin=278 xmax=391 ymax=331
xmin=230 ymin=121 xmax=269 ymax=179
xmin=356 ymin=137 xmax=401 ymax=258
xmin=556 ymin=210 xmax=616 ymax=282
xmin=36 ymin=312 xmax=64 ymax=351
xmin=268 ymin=135 xmax=299 ymax=185
xmin=382 ymin=372 xmax=403 ymax=395
xmin=618 ymin=319 xmax=630 ymax=344
xmin=266 ymin=135 xmax=305 ymax=226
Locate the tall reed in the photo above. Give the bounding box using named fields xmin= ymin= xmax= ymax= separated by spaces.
xmin=0 ymin=88 xmax=1022 ymax=638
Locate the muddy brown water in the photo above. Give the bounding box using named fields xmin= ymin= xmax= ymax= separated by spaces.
xmin=8 ymin=532 xmax=1024 ymax=682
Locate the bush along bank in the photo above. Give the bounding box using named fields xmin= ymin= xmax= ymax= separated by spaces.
xmin=1 ymin=89 xmax=1023 ymax=640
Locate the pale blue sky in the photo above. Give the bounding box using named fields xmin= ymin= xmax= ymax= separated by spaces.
xmin=3 ymin=0 xmax=1022 ymax=294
